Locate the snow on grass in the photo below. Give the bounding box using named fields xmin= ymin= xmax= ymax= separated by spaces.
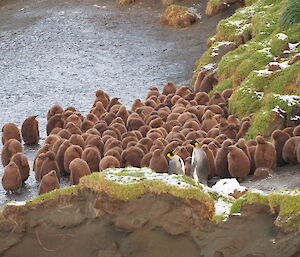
xmin=202 ymin=63 xmax=217 ymax=71
xmin=275 ymin=33 xmax=288 ymax=41
xmin=103 ymin=167 xmax=197 ymax=189
xmin=288 ymin=42 xmax=300 ymax=51
xmin=202 ymin=178 xmax=247 ymax=219
xmin=272 ymin=94 xmax=300 ymax=107
xmin=6 ymin=201 xmax=27 ymax=206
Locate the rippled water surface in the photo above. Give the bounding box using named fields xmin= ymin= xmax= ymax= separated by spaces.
xmin=0 ymin=0 xmax=239 ymax=206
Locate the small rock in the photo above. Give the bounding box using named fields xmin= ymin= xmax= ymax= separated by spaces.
xmin=253 ymin=167 xmax=275 ymax=180
xmin=160 ymin=5 xmax=198 ymax=28
xmin=268 ymin=62 xmax=281 ymax=71
xmin=288 ymin=53 xmax=300 ymax=65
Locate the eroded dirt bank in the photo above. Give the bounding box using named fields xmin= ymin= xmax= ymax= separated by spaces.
xmin=1 ymin=188 xmax=300 ymax=257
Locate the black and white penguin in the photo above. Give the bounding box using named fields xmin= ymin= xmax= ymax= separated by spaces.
xmin=190 ymin=140 xmax=208 ymax=185
xmin=166 ymin=151 xmax=185 ymax=175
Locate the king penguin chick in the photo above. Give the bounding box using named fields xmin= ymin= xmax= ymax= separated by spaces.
xmin=166 ymin=151 xmax=185 ymax=175
xmin=190 ymin=140 xmax=208 ymax=185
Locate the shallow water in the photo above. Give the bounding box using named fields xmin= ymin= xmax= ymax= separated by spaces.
xmin=0 ymin=0 xmax=239 ymax=206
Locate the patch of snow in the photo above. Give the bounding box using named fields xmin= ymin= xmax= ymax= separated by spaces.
xmin=255 ymin=69 xmax=273 ymax=76
xmin=202 ymin=63 xmax=217 ymax=71
xmin=272 ymin=106 xmax=285 ymax=118
xmin=211 ymin=178 xmax=247 ymax=197
xmin=279 ymin=61 xmax=289 ymax=69
xmin=291 ymin=115 xmax=300 ymax=121
xmin=288 ymin=42 xmax=299 ymax=50
xmin=249 ymin=188 xmax=268 ymax=195
xmin=272 ymin=94 xmax=300 ymax=107
xmin=227 ymin=19 xmax=244 ymax=27
xmin=236 ymin=23 xmax=251 ymax=34
xmin=103 ymin=168 xmax=196 ymax=189
xmin=6 ymin=201 xmax=26 ymax=206
xmin=276 ymin=33 xmax=288 ymax=41
xmin=214 ymin=198 xmax=232 ymax=216
xmin=257 ymin=47 xmax=272 ymax=57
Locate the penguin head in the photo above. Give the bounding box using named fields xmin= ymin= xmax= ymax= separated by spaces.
xmin=166 ymin=151 xmax=175 ymax=158
xmin=189 ymin=140 xmax=199 ymax=148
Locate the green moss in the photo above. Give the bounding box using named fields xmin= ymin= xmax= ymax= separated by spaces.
xmin=229 ymin=86 xmax=263 ymax=118
xmin=209 ymin=77 xmax=233 ymax=96
xmin=230 ymin=197 xmax=247 ymax=214
xmin=80 ymin=172 xmax=213 ymax=204
xmin=26 ymin=186 xmax=79 ymax=205
xmin=281 ymin=0 xmax=300 ymax=26
xmin=234 ymin=51 xmax=273 ymax=85
xmin=229 ymin=191 xmax=300 ymax=227
xmin=246 ymin=108 xmax=273 ymax=138
xmin=211 ymin=214 xmax=227 ymax=223
xmin=270 ymin=33 xmax=289 ymax=55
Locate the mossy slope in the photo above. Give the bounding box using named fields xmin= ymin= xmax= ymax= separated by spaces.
xmin=194 ymin=0 xmax=300 ymax=138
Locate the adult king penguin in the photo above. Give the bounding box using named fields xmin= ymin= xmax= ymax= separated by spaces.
xmin=166 ymin=151 xmax=185 ymax=175
xmin=190 ymin=140 xmax=208 ymax=185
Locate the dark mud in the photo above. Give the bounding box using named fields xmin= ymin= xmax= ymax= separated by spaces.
xmin=0 ymin=0 xmax=237 ymax=206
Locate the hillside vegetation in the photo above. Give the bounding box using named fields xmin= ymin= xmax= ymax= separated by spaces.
xmin=194 ymin=0 xmax=300 ymax=138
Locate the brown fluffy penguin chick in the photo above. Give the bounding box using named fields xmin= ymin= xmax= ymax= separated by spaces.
xmin=2 ymin=122 xmax=22 ymax=145
xmin=11 ymin=153 xmax=30 ymax=183
xmin=55 ymin=140 xmax=72 ymax=174
xmin=121 ymin=146 xmax=144 ymax=168
xmin=82 ymin=146 xmax=101 ymax=172
xmin=99 ymin=156 xmax=120 ymax=171
xmin=201 ymin=144 xmax=216 ymax=178
xmin=126 ymin=114 xmax=145 ymax=131
xmin=69 ymin=158 xmax=91 ymax=185
xmin=69 ymin=134 xmax=85 ymax=150
xmin=65 ymin=122 xmax=82 ymax=135
xmin=46 ymin=113 xmax=64 ymax=135
xmin=2 ymin=161 xmax=22 ymax=192
xmin=34 ymin=153 xmax=46 ymax=181
xmin=184 ymin=157 xmax=192 ymax=176
xmin=65 ymin=114 xmax=82 ymax=128
xmin=57 ymin=129 xmax=71 ymax=140
xmin=104 ymin=148 xmax=121 ymax=162
xmin=271 ymin=129 xmax=290 ymax=166
xmin=294 ymin=124 xmax=300 ymax=136
xmin=38 ymin=170 xmax=60 ymax=195
xmin=91 ymin=101 xmax=106 ymax=119
xmin=254 ymin=136 xmax=276 ymax=169
xmin=282 ymin=136 xmax=300 ymax=164
xmin=93 ymin=89 xmax=109 ymax=109
xmin=64 ymin=145 xmax=83 ymax=174
xmin=163 ymin=82 xmax=177 ymax=95
xmin=40 ymin=151 xmax=60 ymax=181
xmin=221 ymin=89 xmax=233 ymax=100
xmin=248 ymin=145 xmax=256 ymax=174
xmin=208 ymin=92 xmax=226 ymax=105
xmin=236 ymin=121 xmax=251 ymax=140
xmin=1 ymin=139 xmax=23 ymax=167
xmin=175 ymin=86 xmax=192 ymax=98
xmin=21 ymin=115 xmax=39 ymax=145
xmin=149 ymin=149 xmax=168 ymax=173
xmin=201 ymin=110 xmax=218 ymax=133
xmin=52 ymin=138 xmax=67 ymax=155
xmin=131 ymin=99 xmax=145 ymax=112
xmin=215 ymin=139 xmax=232 ymax=178
xmin=194 ymin=92 xmax=209 ymax=105
xmin=228 ymin=145 xmax=250 ymax=179
xmin=227 ymin=114 xmax=240 ymax=125
xmin=47 ymin=104 xmax=64 ymax=121
xmin=146 ymin=86 xmax=160 ymax=99
xmin=141 ymin=152 xmax=153 ymax=167
xmin=85 ymin=135 xmax=104 ymax=157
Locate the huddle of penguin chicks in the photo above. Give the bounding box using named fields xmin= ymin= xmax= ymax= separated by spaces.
xmin=2 ymin=82 xmax=300 ymax=196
